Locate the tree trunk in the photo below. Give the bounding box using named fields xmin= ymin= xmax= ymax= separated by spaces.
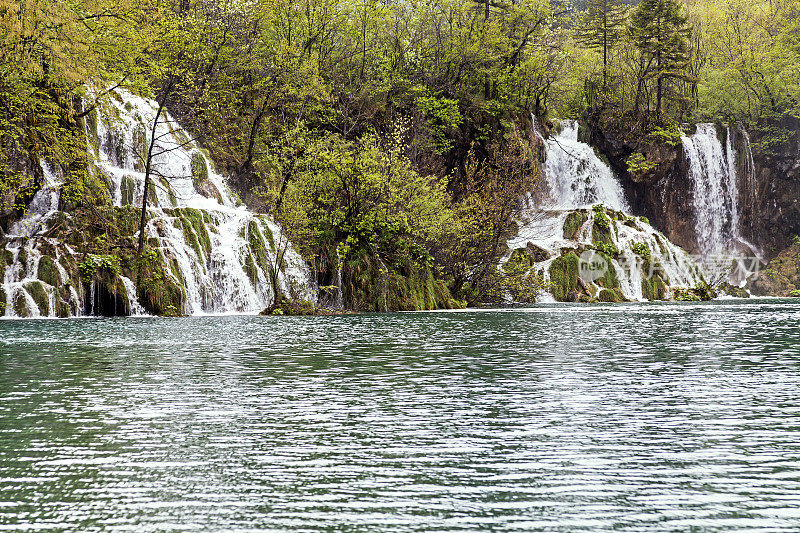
xmin=137 ymin=81 xmax=174 ymax=278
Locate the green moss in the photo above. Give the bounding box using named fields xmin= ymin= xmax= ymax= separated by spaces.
xmin=159 ymin=177 xmax=178 ymax=207
xmin=120 ymin=175 xmax=136 ymax=206
xmin=132 ymin=125 xmax=147 ymax=172
xmin=55 ymin=297 xmax=70 ymax=318
xmin=37 ymin=255 xmax=61 ymax=286
xmin=244 ymin=252 xmax=259 ymax=287
xmin=13 ymin=291 xmax=31 ymax=318
xmin=598 ymin=288 xmax=621 ymax=302
xmin=563 ymin=211 xmax=588 ymax=240
xmin=0 ymin=287 xmax=6 ymax=315
xmin=173 ymin=208 xmax=211 ymax=260
xmin=592 ymin=211 xmax=615 ymax=246
xmin=191 ymin=152 xmax=209 ymax=186
xmin=548 ymin=252 xmax=580 ymax=301
xmin=341 ymin=247 xmax=452 ymax=311
xmin=642 ymin=274 xmax=667 ymax=300
xmin=259 ymin=219 xmax=276 ymax=251
xmin=247 ymin=220 xmax=272 ymax=282
xmin=134 ymin=248 xmax=185 ymax=316
xmin=24 ymin=281 xmax=49 ymax=315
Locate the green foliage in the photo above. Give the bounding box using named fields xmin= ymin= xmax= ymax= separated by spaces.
xmin=78 ymin=254 xmax=121 ymax=284
xmin=647 ymin=123 xmax=684 ymax=146
xmin=626 ymin=153 xmax=658 ymax=174
xmin=593 ymin=210 xmax=611 ymax=230
xmin=416 ymin=95 xmax=462 ymax=155
xmin=629 ymin=0 xmax=693 ymax=116
xmin=593 ymin=241 xmax=619 ymax=256
xmin=631 ymin=242 xmax=651 ymax=259
xmin=592 ymin=208 xmax=615 ymax=246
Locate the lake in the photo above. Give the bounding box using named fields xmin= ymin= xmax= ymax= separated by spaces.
xmin=1 ymin=300 xmax=800 ymax=531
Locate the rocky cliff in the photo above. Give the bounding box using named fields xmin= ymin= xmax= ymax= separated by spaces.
xmin=589 ymin=115 xmax=800 ymax=262
xmin=739 ymin=116 xmax=800 ymax=257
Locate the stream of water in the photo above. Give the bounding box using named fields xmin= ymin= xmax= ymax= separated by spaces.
xmin=2 ymin=300 xmax=799 ymax=531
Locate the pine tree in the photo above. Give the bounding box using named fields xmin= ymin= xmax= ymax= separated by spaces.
xmin=629 ymin=0 xmax=693 ymax=118
xmin=577 ymin=0 xmax=626 ymax=87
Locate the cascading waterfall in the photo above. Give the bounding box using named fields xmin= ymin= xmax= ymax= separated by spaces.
xmin=510 ymin=118 xmax=707 ymax=301
xmin=1 ymin=88 xmax=313 ymax=317
xmin=681 ymin=124 xmax=760 ymax=284
xmin=681 ymin=124 xmax=740 ymax=256
xmin=542 ymin=120 xmax=629 ymax=212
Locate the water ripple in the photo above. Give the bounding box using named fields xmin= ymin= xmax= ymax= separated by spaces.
xmin=1 ymin=300 xmax=800 ymax=531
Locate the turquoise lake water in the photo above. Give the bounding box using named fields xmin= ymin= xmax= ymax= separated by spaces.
xmin=1 ymin=300 xmax=799 ymax=531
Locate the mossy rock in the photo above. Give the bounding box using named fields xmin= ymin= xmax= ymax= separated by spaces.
xmin=259 ymin=219 xmax=276 ymax=251
xmin=563 ymin=211 xmax=588 ymax=240
xmin=136 ymin=248 xmax=186 ymax=316
xmin=132 ymin=124 xmax=148 ymax=172
xmin=172 ymin=208 xmax=212 ymax=260
xmin=719 ymin=282 xmax=750 ymax=298
xmin=0 ymin=287 xmax=6 ymax=315
xmin=55 ymin=298 xmax=70 ymax=318
xmin=642 ymin=274 xmax=667 ymax=300
xmin=159 ymin=177 xmax=178 ymax=207
xmin=120 ymin=175 xmax=136 ymax=206
xmin=598 ymin=288 xmax=621 ymax=302
xmin=191 ymin=152 xmax=209 ymax=186
xmin=24 ymin=281 xmax=49 ymax=315
xmin=592 ymin=214 xmax=615 ymax=246
xmin=13 ymin=291 xmax=31 ymax=318
xmin=247 ymin=219 xmax=273 ymax=285
xmin=548 ymin=252 xmax=581 ymax=302
xmin=37 ymin=255 xmax=61 ymax=286
xmin=341 ymin=247 xmax=452 ymax=311
xmin=593 ymin=251 xmax=620 ymax=290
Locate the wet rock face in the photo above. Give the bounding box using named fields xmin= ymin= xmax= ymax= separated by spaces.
xmin=588 ymin=123 xmax=699 ymax=254
xmin=0 ymin=144 xmax=39 ymax=232
xmin=590 ymin=117 xmax=800 ymax=260
xmin=747 ymin=242 xmax=800 ymax=296
xmin=739 ymin=116 xmax=800 ymax=257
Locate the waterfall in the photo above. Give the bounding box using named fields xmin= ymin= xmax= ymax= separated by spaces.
xmin=543 ymin=120 xmax=629 ymax=212
xmin=1 ymin=88 xmax=313 ymax=317
xmin=681 ymin=124 xmax=741 ymax=256
xmin=681 ymin=124 xmax=760 ymax=284
xmin=510 ymin=118 xmax=707 ymax=302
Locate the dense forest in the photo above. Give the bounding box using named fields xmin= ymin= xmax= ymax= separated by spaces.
xmin=1 ymin=0 xmax=798 ymax=311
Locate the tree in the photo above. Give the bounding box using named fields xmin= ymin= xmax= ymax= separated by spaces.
xmin=629 ymin=0 xmax=693 ymax=118
xmin=577 ymin=0 xmax=626 ymax=87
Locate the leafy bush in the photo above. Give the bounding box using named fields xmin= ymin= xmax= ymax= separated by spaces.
xmin=593 ymin=241 xmax=619 ymax=256
xmin=626 ymin=153 xmax=658 ymax=174
xmin=631 ymin=242 xmax=651 ymax=259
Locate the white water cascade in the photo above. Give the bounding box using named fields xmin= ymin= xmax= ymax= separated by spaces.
xmin=542 ymin=120 xmax=629 ymax=212
xmin=510 ymin=119 xmax=707 ymax=301
xmin=1 ymin=88 xmax=314 ymax=317
xmin=681 ymin=124 xmax=741 ymax=256
xmin=681 ymin=124 xmax=760 ymax=284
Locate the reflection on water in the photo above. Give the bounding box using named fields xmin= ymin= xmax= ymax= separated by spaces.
xmin=1 ymin=300 xmax=800 ymax=531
